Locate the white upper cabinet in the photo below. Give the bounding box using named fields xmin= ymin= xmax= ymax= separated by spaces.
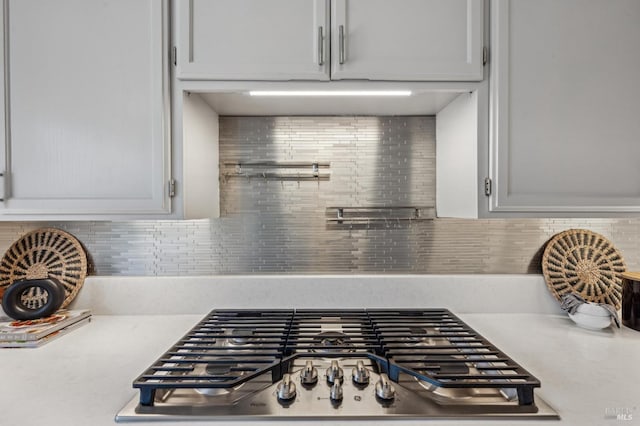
xmin=177 ymin=0 xmax=330 ymax=80
xmin=331 ymin=0 xmax=484 ymax=81
xmin=489 ymin=0 xmax=640 ymax=214
xmin=176 ymin=0 xmax=484 ymax=81
xmin=0 ymin=0 xmax=171 ymax=218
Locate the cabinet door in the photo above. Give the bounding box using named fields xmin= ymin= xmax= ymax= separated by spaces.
xmin=177 ymin=0 xmax=329 ymax=80
xmin=331 ymin=0 xmax=484 ymax=81
xmin=1 ymin=0 xmax=170 ymax=217
xmin=489 ymin=0 xmax=640 ymax=214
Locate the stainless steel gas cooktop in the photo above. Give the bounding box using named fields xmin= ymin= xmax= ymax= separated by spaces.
xmin=116 ymin=309 xmax=558 ymax=421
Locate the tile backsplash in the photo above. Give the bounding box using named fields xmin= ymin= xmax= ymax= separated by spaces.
xmin=0 ymin=116 xmax=638 ymax=275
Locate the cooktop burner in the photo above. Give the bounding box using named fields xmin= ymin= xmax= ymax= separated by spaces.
xmin=312 ymin=331 xmax=354 ymax=352
xmin=116 ymin=309 xmax=558 ymax=421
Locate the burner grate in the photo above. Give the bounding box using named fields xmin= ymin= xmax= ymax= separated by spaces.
xmin=132 ymin=308 xmax=541 ymax=407
xmin=369 ymin=309 xmax=541 ymax=405
xmin=133 ymin=309 xmax=294 ymax=405
xmin=284 ymin=309 xmax=381 ymax=355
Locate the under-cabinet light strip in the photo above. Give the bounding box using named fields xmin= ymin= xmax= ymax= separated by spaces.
xmin=248 ymin=90 xmax=412 ymax=97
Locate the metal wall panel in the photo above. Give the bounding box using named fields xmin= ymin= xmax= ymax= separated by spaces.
xmin=0 ymin=117 xmax=638 ymax=275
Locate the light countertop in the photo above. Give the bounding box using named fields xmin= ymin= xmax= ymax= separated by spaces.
xmin=2 ymin=313 xmax=639 ymax=426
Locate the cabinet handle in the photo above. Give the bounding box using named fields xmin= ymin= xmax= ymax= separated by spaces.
xmin=0 ymin=172 xmax=4 ymax=202
xmin=317 ymin=26 xmax=324 ymax=66
xmin=338 ymin=25 xmax=345 ymax=64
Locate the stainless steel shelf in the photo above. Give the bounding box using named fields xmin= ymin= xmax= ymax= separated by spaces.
xmin=223 ymin=161 xmax=331 ymax=169
xmin=326 ymin=206 xmax=435 ymax=223
xmin=224 ymin=173 xmax=330 ymax=181
xmin=222 ymin=161 xmax=331 ymax=181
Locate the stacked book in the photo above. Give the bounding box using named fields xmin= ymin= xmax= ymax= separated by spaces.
xmin=0 ymin=309 xmax=91 ymax=348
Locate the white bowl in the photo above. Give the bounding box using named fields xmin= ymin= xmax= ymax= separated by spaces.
xmin=568 ymin=303 xmax=612 ymax=330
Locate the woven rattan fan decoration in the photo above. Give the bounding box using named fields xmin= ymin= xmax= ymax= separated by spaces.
xmin=0 ymin=228 xmax=87 ymax=309
xmin=542 ymin=229 xmax=626 ymax=310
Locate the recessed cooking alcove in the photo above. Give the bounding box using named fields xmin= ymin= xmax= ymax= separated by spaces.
xmin=178 ymin=81 xmax=484 ymax=221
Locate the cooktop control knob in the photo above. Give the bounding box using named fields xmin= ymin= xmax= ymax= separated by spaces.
xmin=325 ymin=360 xmax=344 ymax=384
xmin=300 ymin=360 xmax=318 ymax=385
xmin=276 ymin=374 xmax=297 ymax=401
xmin=375 ymin=374 xmax=396 ymax=401
xmin=330 ymin=381 xmax=344 ymax=401
xmin=352 ymin=360 xmax=370 ymax=385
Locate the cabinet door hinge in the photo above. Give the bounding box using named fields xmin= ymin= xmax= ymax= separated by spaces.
xmin=484 ymin=177 xmax=492 ymax=196
xmin=483 ymin=46 xmax=489 ymax=66
xmin=171 ymin=46 xmax=177 ymax=66
xmin=168 ymin=179 xmax=176 ymax=198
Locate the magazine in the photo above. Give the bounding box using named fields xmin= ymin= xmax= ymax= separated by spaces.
xmin=0 ymin=316 xmax=91 ymax=348
xmin=0 ymin=309 xmax=91 ymax=342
